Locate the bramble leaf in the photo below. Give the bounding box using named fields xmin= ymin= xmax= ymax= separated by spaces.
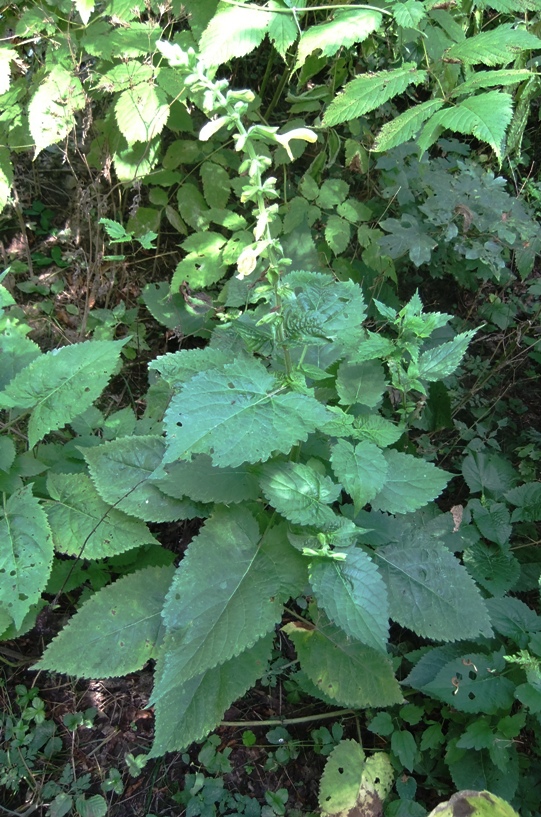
xmin=373 ymin=99 xmax=444 ymax=152
xmin=115 ymin=84 xmax=169 ymax=145
xmin=296 ymin=8 xmax=382 ymax=69
xmin=28 ymin=66 xmax=86 ymax=155
xmin=323 ymin=64 xmax=427 ymax=126
xmin=199 ymin=4 xmax=269 ymax=65
xmin=34 ymin=565 xmax=174 ymax=677
xmin=445 ymin=24 xmax=541 ymax=66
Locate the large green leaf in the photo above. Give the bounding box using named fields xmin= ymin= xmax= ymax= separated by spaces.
xmin=310 ymin=548 xmax=389 ymax=653
xmin=0 ymin=339 xmax=126 ymax=448
xmin=150 ymin=507 xmax=283 ymax=702
xmin=28 ymin=66 xmax=86 ymax=155
xmin=162 ymin=356 xmax=328 ymax=468
xmin=0 ymin=330 xmax=41 ymax=391
xmin=418 ymin=92 xmax=514 ymax=162
xmin=445 ymin=24 xmax=541 ymax=66
xmin=451 ymin=68 xmax=534 ymax=97
xmin=156 ymin=454 xmax=259 ymax=504
xmin=0 ymin=485 xmax=53 ymax=629
xmin=422 ymin=652 xmax=515 ymax=714
xmin=115 ymin=83 xmax=169 ymax=145
xmin=319 ymin=740 xmax=366 ymax=815
xmin=295 ymin=8 xmax=382 ymax=68
xmin=370 ymin=450 xmax=449 ymax=514
xmin=330 ymin=439 xmax=388 ymax=511
xmin=336 ymin=360 xmax=387 ymax=407
xmin=267 ymin=0 xmax=298 ymax=59
xmin=374 ymin=535 xmax=492 ymax=641
xmin=0 ymin=146 xmax=13 ymax=210
xmin=284 ymin=614 xmax=402 ymax=708
xmin=417 ymin=330 xmax=476 ymax=381
xmin=259 ymin=461 xmax=341 ymax=527
xmin=199 ymin=3 xmax=269 ymax=66
xmin=281 ymin=271 xmax=367 ymax=353
xmin=323 ymin=64 xmax=427 ymax=126
xmin=373 ymin=99 xmax=444 ymax=152
xmin=427 ymin=790 xmax=520 ymax=817
xmin=34 ymin=565 xmax=174 ymax=677
xmin=150 ymin=634 xmax=273 ymax=756
xmin=83 ymin=436 xmax=204 ymax=522
xmin=46 ymin=472 xmax=158 ymax=559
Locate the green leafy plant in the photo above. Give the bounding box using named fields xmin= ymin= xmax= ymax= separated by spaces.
xmin=12 ymin=48 xmax=487 ymax=779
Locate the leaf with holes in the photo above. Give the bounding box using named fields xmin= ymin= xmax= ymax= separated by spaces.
xmin=162 ymin=356 xmax=328 ymax=468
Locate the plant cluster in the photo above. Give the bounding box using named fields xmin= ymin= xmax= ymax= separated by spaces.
xmin=1 ymin=0 xmax=541 ymax=815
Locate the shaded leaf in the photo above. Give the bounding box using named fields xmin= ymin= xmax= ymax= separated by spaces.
xmin=34 ymin=565 xmax=174 ymax=677
xmin=371 ymin=450 xmax=449 ymax=515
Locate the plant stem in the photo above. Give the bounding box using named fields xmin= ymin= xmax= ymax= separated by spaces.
xmin=221 ymin=709 xmax=355 ymax=727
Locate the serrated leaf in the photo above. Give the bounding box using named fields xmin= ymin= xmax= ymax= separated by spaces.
xmin=74 ymin=0 xmax=95 ymax=24
xmin=268 ymin=1 xmax=298 ymax=58
xmin=115 ymin=83 xmax=169 ymax=145
xmin=331 ymin=439 xmax=388 ymax=511
xmin=325 ymin=215 xmax=350 ymax=255
xmin=75 ymin=795 xmax=107 ymax=817
xmin=150 ymin=635 xmax=272 ymax=756
xmin=46 ymin=472 xmax=158 ymax=559
xmin=463 ymin=541 xmax=520 ymax=597
xmin=200 ymin=161 xmax=230 ymax=209
xmin=296 ymin=9 xmax=382 ymax=69
xmin=281 ymin=270 xmax=367 ymax=353
xmin=259 ymin=461 xmax=341 ymax=527
xmin=336 ymin=360 xmax=387 ymax=407
xmin=98 ymin=61 xmax=154 ymax=92
xmin=505 ymin=482 xmax=541 ymax=521
xmin=370 ymin=450 xmax=449 ymax=515
xmin=319 ymin=740 xmax=365 ymax=815
xmin=323 ymin=64 xmax=427 ymax=127
xmin=316 ymin=179 xmax=350 ymax=208
xmin=284 ymin=614 xmax=402 ymax=708
xmin=150 ymin=347 xmax=231 ymax=387
xmin=34 ymin=565 xmax=174 ymax=677
xmin=352 ymin=414 xmax=403 ymax=447
xmin=199 ymin=4 xmax=269 ymax=66
xmin=162 ymin=356 xmax=328 ymax=468
xmin=156 ymin=453 xmax=259 ymax=504
xmin=83 ymin=436 xmax=204 ymax=522
xmin=485 ymin=596 xmax=541 ymax=644
xmin=28 ymin=66 xmax=86 ymax=155
xmin=418 ymin=330 xmax=476 ymax=381
xmin=374 ymin=535 xmax=493 ymax=641
xmin=0 ymin=485 xmax=53 ymax=629
xmin=424 ymin=652 xmax=515 ymax=713
xmin=451 ymin=69 xmax=534 ymax=97
xmin=0 ymin=339 xmax=125 ymax=448
xmin=393 ymin=0 xmax=426 ymax=28
xmin=418 ymin=92 xmax=513 ymax=161
xmin=373 ymin=99 xmax=444 ymax=152
xmin=0 ymin=47 xmax=17 ymax=95
xmin=445 ymin=24 xmax=541 ymax=66
xmin=150 ymin=507 xmax=283 ymax=701
xmin=310 ymin=547 xmax=389 ymax=652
